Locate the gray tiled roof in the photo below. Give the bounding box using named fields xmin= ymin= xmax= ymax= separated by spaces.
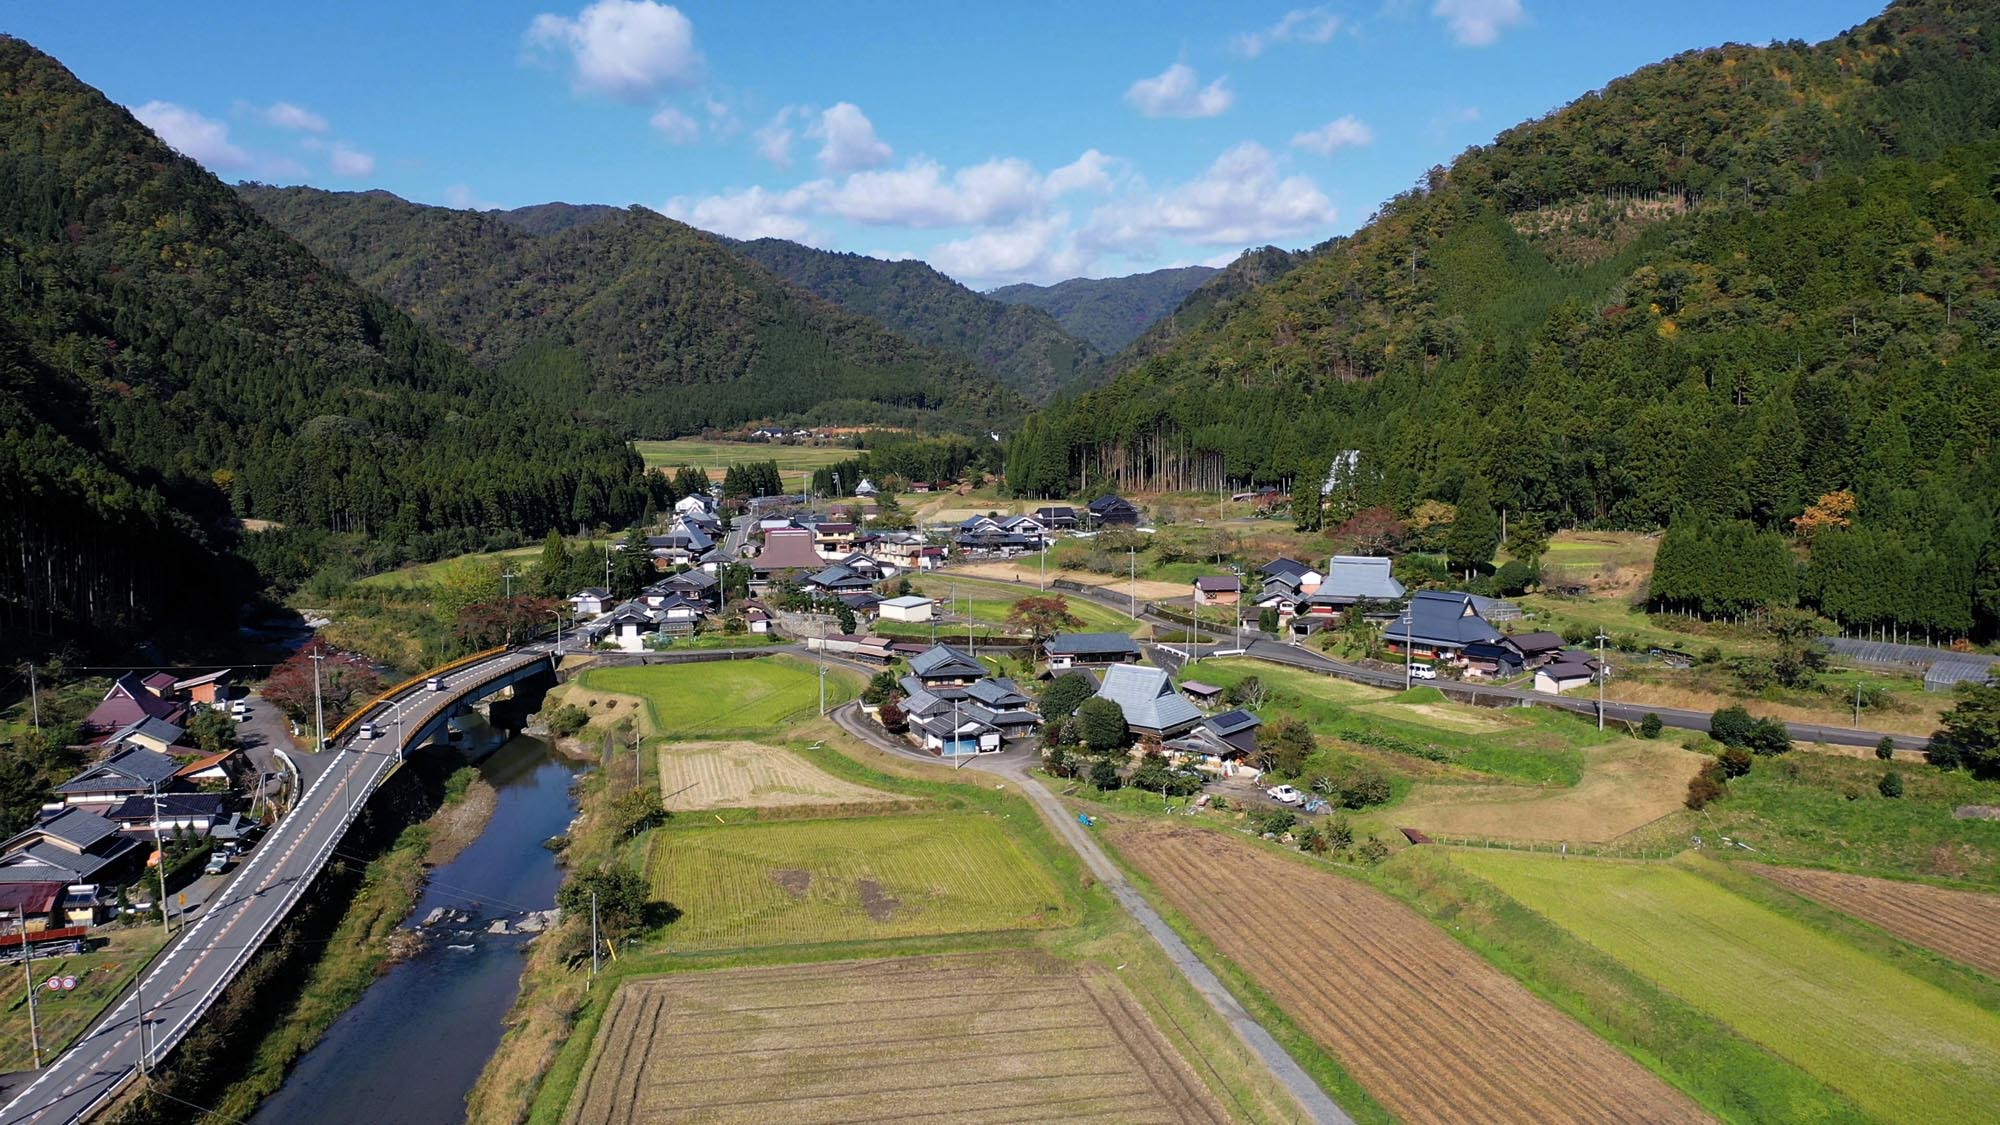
xmin=56 ymin=747 xmax=182 ymax=794
xmin=909 ymin=643 xmax=985 ymax=680
xmin=1046 ymin=632 xmax=1141 ymax=657
xmin=1094 ymin=665 xmax=1203 ymax=735
xmin=1321 ymin=556 xmax=1406 ymax=601
xmin=1384 ymin=591 xmax=1502 ymax=650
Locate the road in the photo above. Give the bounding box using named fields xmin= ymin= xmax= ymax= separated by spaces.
xmin=967 ymin=569 xmax=1933 ymax=752
xmin=0 ymin=646 xmax=552 ymax=1125
xmin=829 ymin=702 xmax=1352 ymax=1124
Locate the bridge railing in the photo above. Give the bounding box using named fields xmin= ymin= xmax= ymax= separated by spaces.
xmin=326 ymin=645 xmax=510 ymax=744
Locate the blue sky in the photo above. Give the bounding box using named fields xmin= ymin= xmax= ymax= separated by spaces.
xmin=20 ymin=0 xmax=1885 ymax=288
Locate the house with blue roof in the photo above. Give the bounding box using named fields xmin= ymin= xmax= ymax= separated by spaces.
xmin=1382 ymin=591 xmax=1504 ymax=664
xmin=1093 ymin=664 xmax=1204 ymax=740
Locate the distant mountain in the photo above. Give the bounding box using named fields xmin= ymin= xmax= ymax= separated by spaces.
xmin=0 ymin=37 xmax=653 ymax=646
xmin=238 ymin=187 xmax=1027 ymax=435
xmin=731 ymin=239 xmax=1101 ymax=402
xmin=988 ymin=265 xmax=1218 ymax=354
xmin=1100 ymin=248 xmax=1308 ymax=377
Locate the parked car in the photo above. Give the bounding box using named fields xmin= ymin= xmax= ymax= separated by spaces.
xmin=229 ymin=700 xmax=249 ymax=717
xmin=1266 ymin=784 xmax=1303 ymax=805
xmin=204 ymin=853 xmax=232 ymax=876
xmin=1409 ymin=662 xmax=1438 ymax=680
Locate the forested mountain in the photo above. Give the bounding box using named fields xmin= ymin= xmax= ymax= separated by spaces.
xmin=497 ymin=201 xmax=621 ymax=236
xmin=1091 ymin=249 xmax=1307 ymax=378
xmin=1009 ymin=0 xmax=2000 ymax=641
xmin=0 ymin=37 xmax=656 ymax=651
xmin=239 ymin=187 xmax=1027 ymax=434
xmin=731 ymin=238 xmax=1100 ymax=401
xmin=988 ymin=265 xmax=1218 ymax=354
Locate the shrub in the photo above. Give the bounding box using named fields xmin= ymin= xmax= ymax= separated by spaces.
xmin=544 ymin=704 xmax=589 ymax=739
xmin=1639 ymin=712 xmax=1664 ymax=739
xmin=1875 ymin=736 xmax=1896 ymax=761
xmin=1334 ymin=767 xmax=1393 ymax=809
xmin=1709 ymin=705 xmax=1756 ymax=747
xmin=1322 ymin=815 xmax=1354 ymax=851
xmin=1131 ymin=757 xmax=1204 ymax=797
xmin=1224 ymin=675 xmax=1267 ymax=707
xmin=1039 ymin=671 xmax=1097 ymax=718
xmin=1357 ymin=836 xmax=1391 ymax=864
xmin=1878 ymin=769 xmax=1904 ymax=799
xmin=1685 ymin=761 xmax=1726 ymax=809
xmin=610 ymin=788 xmax=666 ymax=839
xmin=1087 ymin=758 xmax=1123 ymax=791
xmin=1297 ymin=825 xmax=1328 ymax=854
xmin=1745 ymin=718 xmax=1793 ymax=756
xmin=862 ymin=671 xmax=898 ymax=705
xmin=442 ymin=766 xmax=478 ymax=803
xmin=1718 ymin=746 xmax=1753 ymax=778
xmin=1253 ymin=810 xmax=1296 ymax=837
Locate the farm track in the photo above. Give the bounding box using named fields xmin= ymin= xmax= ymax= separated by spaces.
xmin=1114 ymin=824 xmax=1708 ymax=1124
xmin=564 ymin=952 xmax=1226 ymax=1125
xmin=1749 ymin=864 xmax=2000 ymax=978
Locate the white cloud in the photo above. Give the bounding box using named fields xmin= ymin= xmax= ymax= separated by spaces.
xmin=930 ymin=214 xmax=1089 ymax=286
xmin=1086 ymin=141 xmax=1333 ymax=250
xmin=1043 ymin=149 xmax=1117 ymax=197
xmin=1433 ymin=0 xmax=1524 ymax=46
xmin=261 ymin=101 xmax=329 ymax=133
xmin=649 ymin=106 xmax=700 ymax=143
xmin=753 ymin=106 xmax=803 ymax=167
xmin=526 ymin=0 xmax=703 ymax=101
xmin=328 ymin=143 xmax=376 ymax=176
xmin=661 ymin=185 xmax=815 ymax=241
xmin=132 ymin=101 xmax=250 ymax=169
xmin=810 ymin=102 xmax=893 ymax=174
xmin=1291 ymin=115 xmax=1375 ymax=155
xmin=444 ymin=184 xmax=503 ymax=211
xmin=1124 ymin=63 xmax=1233 ymax=119
xmin=1233 ymin=7 xmax=1342 ymax=57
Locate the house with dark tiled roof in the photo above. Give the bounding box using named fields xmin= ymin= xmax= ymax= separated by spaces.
xmin=1167 ymin=709 xmax=1262 ymax=775
xmin=1503 ymin=631 xmax=1566 ymax=667
xmin=1534 ymin=653 xmax=1601 ymax=695
xmin=569 ymin=587 xmax=613 ymax=617
xmin=101 ymin=716 xmax=187 ymax=756
xmin=753 ymin=528 xmax=826 ymax=586
xmin=1031 ymin=505 xmax=1077 ymax=531
xmin=55 ymin=747 xmax=184 ymax=809
xmin=1382 ymin=591 xmax=1503 ymax=664
xmin=0 ymin=808 xmax=143 ymax=886
xmin=1044 ymin=632 xmax=1142 ymax=671
xmin=908 ymin=643 xmax=986 ymax=689
xmin=1193 ymin=575 xmax=1241 ymax=606
xmin=105 ymin=792 xmax=229 ymax=836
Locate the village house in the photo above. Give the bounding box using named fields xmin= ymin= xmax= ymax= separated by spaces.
xmin=1503 ymin=631 xmax=1567 ymax=668
xmin=812 ymin=521 xmax=859 ymax=560
xmin=808 ymin=634 xmax=899 ymax=664
xmin=854 ymin=477 xmax=879 ymax=497
xmin=1044 ymin=632 xmax=1143 ymax=672
xmin=1086 ymin=495 xmax=1141 ymax=528
xmin=1094 ymin=664 xmax=1205 ymax=740
xmin=906 ymin=643 xmax=987 ymax=691
xmin=1534 ymin=652 xmax=1601 ymax=695
xmin=568 ymin=587 xmax=613 ymax=617
xmin=752 ymin=528 xmax=827 ymax=588
xmin=0 ymin=807 xmax=143 ymax=888
xmin=1030 ymin=505 xmax=1078 ymax=531
xmin=960 ymin=678 xmax=1041 ymax=741
xmin=0 ymin=881 xmax=66 ymax=933
xmin=171 ymin=669 xmax=233 ymax=708
xmin=54 ymin=746 xmax=185 ymax=810
xmin=652 ymin=570 xmax=722 ymax=609
xmin=1463 ymin=641 xmax=1526 ymax=678
xmin=1166 ymin=709 xmax=1262 ymax=776
xmin=1298 ymin=556 xmax=1407 ymax=625
xmin=802 ymin=563 xmax=880 ymax=596
xmin=867 ymin=530 xmax=947 ymax=571
xmin=80 ymin=673 xmax=188 ymax=742
xmin=1179 ymin=680 xmax=1226 ymax=709
xmin=100 ymin=717 xmax=187 ymax=757
xmin=104 ymin=792 xmax=229 ymax=836
xmin=1382 ymin=591 xmax=1505 ymax=665
xmin=1192 ymin=575 xmax=1241 ymax=606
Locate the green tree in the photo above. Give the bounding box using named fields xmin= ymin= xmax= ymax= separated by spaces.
xmin=834 ymin=603 xmax=858 ymax=635
xmin=1875 ymin=736 xmax=1896 ymax=761
xmin=535 ymin=531 xmax=573 ymax=597
xmin=1039 ymin=672 xmax=1097 ymax=720
xmin=1255 ymin=715 xmax=1315 ymax=777
xmin=1709 ymin=705 xmax=1756 ymax=747
xmin=1878 ymin=769 xmax=1904 ymax=798
xmin=185 ymin=708 xmax=238 ymax=754
xmin=1445 ymin=477 xmax=1500 ymax=575
xmin=1746 ymin=718 xmax=1793 ymax=756
xmin=1927 ymin=683 xmax=2000 ymax=778
xmin=556 ymin=867 xmax=655 ymax=942
xmin=1639 ymin=713 xmax=1664 ymax=739
xmin=1078 ymin=697 xmax=1129 ymax=753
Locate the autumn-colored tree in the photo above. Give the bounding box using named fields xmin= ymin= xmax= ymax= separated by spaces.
xmin=261 ymin=641 xmax=385 ymax=727
xmin=1792 ymin=490 xmax=1856 ymax=542
xmin=1332 ymin=506 xmax=1406 ymax=555
xmin=1406 ymin=500 xmax=1457 ymax=551
xmin=455 ymin=595 xmax=561 ymax=649
xmin=1006 ymin=595 xmax=1084 ymax=641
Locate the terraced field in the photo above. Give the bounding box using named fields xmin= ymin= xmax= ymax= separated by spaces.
xmin=657 ymin=740 xmax=908 ymax=812
xmin=648 ymin=814 xmax=1070 ymax=950
xmin=1112 ymin=822 xmax=1703 ymax=1123
xmin=564 ymin=952 xmax=1226 ymax=1124
xmin=1455 ymin=851 xmax=2000 ymax=1124
xmin=1751 ymin=864 xmax=2000 ymax=978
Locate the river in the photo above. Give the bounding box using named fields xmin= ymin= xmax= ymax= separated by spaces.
xmin=249 ymin=734 xmax=580 ymax=1125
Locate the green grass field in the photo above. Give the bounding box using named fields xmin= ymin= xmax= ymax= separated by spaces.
xmin=646 ymin=814 xmax=1071 ymax=950
xmin=580 ymin=657 xmax=859 ymax=740
xmin=352 ymin=542 xmax=607 ymax=591
xmin=906 ymin=574 xmax=1143 ymax=635
xmin=1190 ymin=658 xmax=1591 ymax=785
xmin=632 ymin=439 xmax=856 ymax=486
xmin=1450 ymin=851 xmax=2000 ymax=1124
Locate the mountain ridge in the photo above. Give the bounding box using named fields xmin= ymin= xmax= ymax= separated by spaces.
xmin=988 ymin=265 xmax=1219 ymax=354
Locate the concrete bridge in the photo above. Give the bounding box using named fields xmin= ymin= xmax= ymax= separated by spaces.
xmin=0 ymin=645 xmax=558 ymax=1124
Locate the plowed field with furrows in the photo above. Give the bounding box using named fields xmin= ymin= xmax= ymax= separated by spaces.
xmin=1112 ymin=824 xmax=1707 ymax=1124
xmin=564 ymin=952 xmax=1227 ymax=1124
xmin=1750 ymin=864 xmax=2000 ymax=978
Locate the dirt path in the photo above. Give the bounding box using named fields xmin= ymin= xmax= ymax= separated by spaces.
xmin=830 ymin=703 xmax=1350 ymax=1124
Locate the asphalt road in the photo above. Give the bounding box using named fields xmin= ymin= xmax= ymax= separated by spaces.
xmin=0 ymin=646 xmax=552 ymax=1125
xmin=829 ymin=702 xmax=1352 ymax=1124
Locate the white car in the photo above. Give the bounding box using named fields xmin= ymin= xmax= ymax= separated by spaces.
xmin=1266 ymin=785 xmax=1303 ymax=805
xmin=1409 ymin=663 xmax=1438 ymax=680
xmin=229 ymin=700 xmax=249 ymax=717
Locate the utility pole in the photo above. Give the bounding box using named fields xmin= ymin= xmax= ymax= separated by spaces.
xmin=590 ymin=889 xmax=600 ymax=978
xmin=1403 ymin=608 xmax=1413 ymax=690
xmin=16 ymin=911 xmax=39 ymax=1068
xmin=150 ymin=782 xmax=172 ymax=940
xmin=25 ymin=663 xmax=39 ymax=732
xmin=310 ymin=647 xmax=326 ymax=753
xmin=502 ymin=570 xmax=516 ymax=599
xmin=1854 ymin=680 xmax=1862 ymax=727
xmin=1596 ymin=631 xmax=1608 ymax=732
xmin=1129 ymin=548 xmax=1136 ymax=616
xmin=134 ymin=971 xmax=148 ymax=1077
